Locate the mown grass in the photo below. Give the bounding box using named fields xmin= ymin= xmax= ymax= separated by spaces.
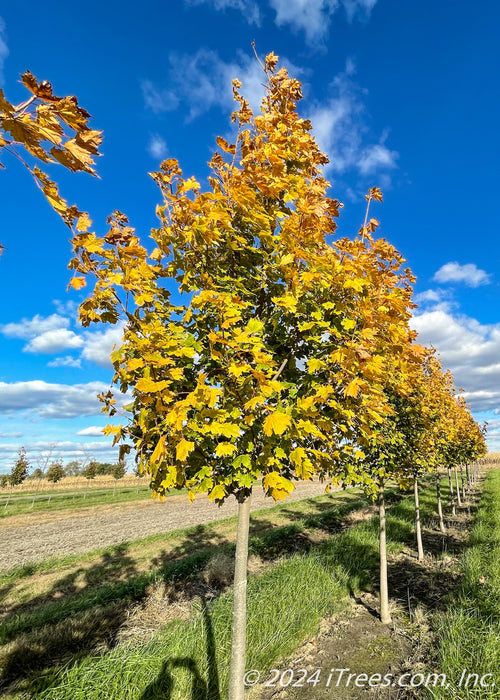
xmin=430 ymin=469 xmax=500 ymax=699
xmin=11 ymin=477 xmax=454 ymax=700
xmin=0 ymin=484 xmax=168 ymax=520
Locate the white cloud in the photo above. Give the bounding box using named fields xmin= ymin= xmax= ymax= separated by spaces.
xmin=142 ymin=49 xmax=301 ymax=121
xmin=411 ymin=309 xmax=500 ymax=413
xmin=308 ymin=63 xmax=398 ymax=177
xmin=1 ymin=313 xmax=69 ymax=340
xmin=141 ymin=79 xmax=178 ymax=113
xmin=76 ymin=426 xmax=106 ymax=436
xmin=414 ymin=289 xmax=445 ymax=304
xmin=25 ymin=329 xmax=84 ymax=354
xmin=342 ymin=0 xmax=377 ymax=21
xmin=269 ymin=0 xmax=377 ymax=44
xmin=0 ymin=380 xmax=111 ymax=418
xmin=0 ymin=17 xmax=8 ymax=85
xmin=0 ymin=431 xmax=23 ymax=438
xmin=357 ymin=142 xmax=398 ymax=175
xmin=270 ymin=0 xmax=339 ymax=44
xmin=47 ymin=355 xmax=82 ymax=368
xmin=433 ymin=262 xmax=491 ymax=288
xmin=81 ymin=324 xmax=124 ymax=368
xmin=185 ymin=0 xmax=260 ymax=24
xmin=147 ymin=134 xmax=168 ymax=160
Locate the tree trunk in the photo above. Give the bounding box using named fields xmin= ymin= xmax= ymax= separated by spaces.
xmin=455 ymin=468 xmax=462 ymax=507
xmin=436 ymin=479 xmax=446 ymax=533
xmin=228 ymin=493 xmax=251 ymax=700
xmin=378 ymin=479 xmax=391 ymax=624
xmin=447 ymin=467 xmax=455 ymax=515
xmin=465 ymin=463 xmax=470 ymax=489
xmin=460 ymin=465 xmax=466 ymax=502
xmin=414 ymin=476 xmax=424 ymax=561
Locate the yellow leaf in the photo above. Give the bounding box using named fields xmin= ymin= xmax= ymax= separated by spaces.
xmin=136 ymin=377 xmax=170 ymax=393
xmin=215 ymin=443 xmax=236 ymax=457
xmin=263 ymin=472 xmax=294 ymax=500
xmin=69 ymin=276 xmax=86 ymax=290
xmin=127 ymin=358 xmax=144 ymax=371
xmin=208 ymin=484 xmax=227 ymax=501
xmin=263 ymin=411 xmax=292 ymax=436
xmin=345 ymin=377 xmax=362 ymax=398
xmin=341 ymin=318 xmax=356 ymax=330
xmin=76 ymin=213 xmax=92 ymax=232
xmin=151 ymin=435 xmax=166 ymax=464
xmin=176 ymin=439 xmax=195 ymax=461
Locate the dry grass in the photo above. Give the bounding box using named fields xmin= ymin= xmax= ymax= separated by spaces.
xmin=0 ymin=474 xmax=141 ymax=495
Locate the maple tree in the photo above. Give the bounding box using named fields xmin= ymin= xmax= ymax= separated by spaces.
xmin=0 ymin=70 xmax=102 ymax=254
xmin=67 ymin=52 xmax=425 ymax=697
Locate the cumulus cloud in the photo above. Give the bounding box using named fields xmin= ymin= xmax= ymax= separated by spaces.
xmin=308 ymin=62 xmax=398 ymax=177
xmin=47 ymin=355 xmax=82 ymax=368
xmin=25 ymin=329 xmax=84 ymax=354
xmin=1 ymin=313 xmax=69 ymax=340
xmin=411 ymin=309 xmax=500 ymax=413
xmin=81 ymin=324 xmax=124 ymax=368
xmin=76 ymin=426 xmax=106 ymax=436
xmin=185 ymin=0 xmax=260 ymax=24
xmin=147 ymin=133 xmax=168 ymax=160
xmin=0 ymin=17 xmax=8 ymax=85
xmin=433 ymin=262 xmax=491 ymax=287
xmin=0 ymin=380 xmax=111 ymax=418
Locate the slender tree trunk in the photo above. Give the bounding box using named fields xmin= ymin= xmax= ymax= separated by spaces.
xmin=436 ymin=479 xmax=446 ymax=533
xmin=228 ymin=493 xmax=251 ymax=700
xmin=460 ymin=465 xmax=466 ymax=502
xmin=447 ymin=467 xmax=455 ymax=515
xmin=414 ymin=476 xmax=424 ymax=561
xmin=378 ymin=479 xmax=391 ymax=624
xmin=455 ymin=468 xmax=462 ymax=507
xmin=465 ymin=463 xmax=470 ymax=489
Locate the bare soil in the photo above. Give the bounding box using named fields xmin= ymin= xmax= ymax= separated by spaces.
xmin=0 ymin=480 xmax=330 ymax=571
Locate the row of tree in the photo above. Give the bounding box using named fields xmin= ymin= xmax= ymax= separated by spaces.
xmin=0 ymin=53 xmax=487 ymax=699
xmin=0 ymin=454 xmax=128 ymax=487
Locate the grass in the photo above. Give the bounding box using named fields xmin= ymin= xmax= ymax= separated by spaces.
xmin=6 ymin=476 xmax=454 ymax=700
xmin=429 ymin=468 xmax=500 ymax=699
xmin=0 ymin=483 xmax=175 ymax=520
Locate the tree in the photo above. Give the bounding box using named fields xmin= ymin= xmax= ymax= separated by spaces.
xmin=69 ymin=53 xmax=423 ymax=698
xmin=46 ymin=462 xmax=65 ymax=483
xmin=83 ymin=460 xmax=97 ymax=499
xmin=0 ymin=71 xmax=102 ymax=254
xmin=65 ymin=459 xmax=84 ymax=476
xmin=9 ymin=447 xmax=30 ymax=486
xmin=112 ymin=460 xmax=126 ymax=494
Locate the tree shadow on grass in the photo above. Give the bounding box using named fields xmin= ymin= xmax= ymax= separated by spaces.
xmin=140 ymin=598 xmax=221 ymax=700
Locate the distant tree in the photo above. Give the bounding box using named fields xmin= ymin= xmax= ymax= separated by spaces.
xmin=46 ymin=462 xmax=65 ymax=483
xmin=112 ymin=461 xmax=126 ymax=480
xmin=65 ymin=460 xmax=84 ymax=476
xmin=95 ymin=461 xmax=115 ymax=476
xmin=84 ymin=461 xmax=98 ymax=480
xmin=111 ymin=460 xmax=126 ymax=495
xmin=83 ymin=460 xmax=97 ymax=499
xmin=30 ymin=468 xmax=44 ymax=481
xmin=9 ymin=448 xmax=30 ymax=486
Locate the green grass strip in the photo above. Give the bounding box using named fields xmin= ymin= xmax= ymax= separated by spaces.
xmin=429 ymin=469 xmax=500 ymax=699
xmin=26 ymin=478 xmax=445 ymax=700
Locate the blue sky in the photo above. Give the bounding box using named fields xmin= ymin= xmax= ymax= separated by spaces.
xmin=1 ymin=0 xmax=499 ymax=472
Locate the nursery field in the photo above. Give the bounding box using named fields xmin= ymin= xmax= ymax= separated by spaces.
xmin=0 ymin=463 xmax=498 ymax=699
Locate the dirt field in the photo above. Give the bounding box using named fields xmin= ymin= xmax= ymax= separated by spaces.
xmin=0 ymin=480 xmax=330 ymax=571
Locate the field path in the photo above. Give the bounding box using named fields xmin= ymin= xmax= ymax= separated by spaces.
xmin=0 ymin=480 xmax=330 ymax=571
